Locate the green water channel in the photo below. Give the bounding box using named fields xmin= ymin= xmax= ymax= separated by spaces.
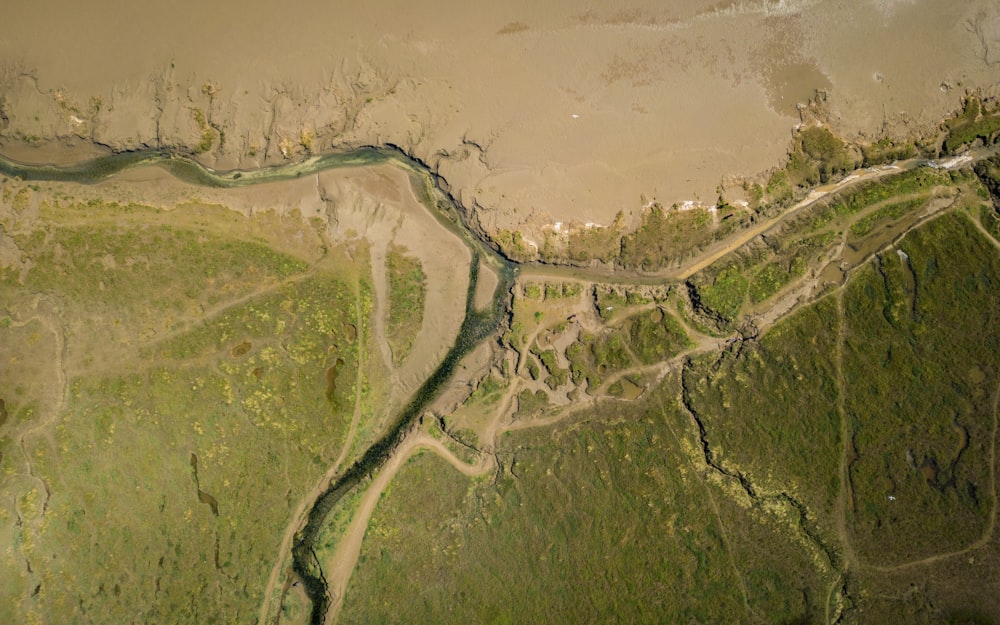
xmin=0 ymin=146 xmax=517 ymax=624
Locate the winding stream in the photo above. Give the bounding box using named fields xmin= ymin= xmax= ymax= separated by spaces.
xmin=0 ymin=146 xmax=517 ymax=624
xmin=6 ymin=143 xmax=998 ymax=624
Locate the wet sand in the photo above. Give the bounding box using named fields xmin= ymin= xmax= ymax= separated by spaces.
xmin=1 ymin=0 xmax=997 ymax=240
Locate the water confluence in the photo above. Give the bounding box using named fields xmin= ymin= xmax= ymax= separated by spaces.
xmin=0 ymin=146 xmax=517 ymax=625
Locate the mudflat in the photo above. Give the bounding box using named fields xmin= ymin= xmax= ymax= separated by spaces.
xmin=2 ymin=0 xmax=996 ymax=242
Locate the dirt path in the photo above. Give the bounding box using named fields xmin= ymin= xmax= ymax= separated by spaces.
xmin=368 ymin=244 xmax=397 ymax=376
xmin=673 ymin=149 xmax=994 ymax=283
xmin=321 ymin=432 xmax=493 ymax=625
xmin=826 ymin=287 xmax=854 ymax=625
xmin=143 ymin=277 xmax=303 ymax=346
xmin=969 ymin=210 xmax=1000 ymax=252
xmin=672 ymin=165 xmax=907 ymax=281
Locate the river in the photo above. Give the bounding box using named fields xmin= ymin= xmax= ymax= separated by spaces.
xmin=0 ymin=146 xmax=517 ymax=625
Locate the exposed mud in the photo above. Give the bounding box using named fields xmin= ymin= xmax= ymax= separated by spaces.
xmin=2 ymin=0 xmax=997 ymax=249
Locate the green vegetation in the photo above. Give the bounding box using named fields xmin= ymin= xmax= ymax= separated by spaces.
xmin=594 ymin=285 xmax=655 ymax=320
xmin=339 ymin=173 xmax=1000 ymax=625
xmin=693 ymin=238 xmax=812 ymax=320
xmin=754 ymin=125 xmax=856 ymax=211
xmin=747 ymin=258 xmax=805 ymax=303
xmin=686 ymin=297 xmax=843 ymax=542
xmin=788 ymin=126 xmax=854 ymax=186
xmin=525 ymin=356 xmax=540 ymax=381
xmin=468 ymin=375 xmax=506 ymax=405
xmin=595 ymin=287 xmax=628 ymax=320
xmin=340 ymin=387 xmax=756 ymax=625
xmin=494 ymin=228 xmax=536 ymax=262
xmin=191 ymin=108 xmax=216 ymax=154
xmin=4 ymin=97 xmax=1000 ymax=625
xmin=842 ymin=213 xmax=999 ymax=564
xmin=565 ymin=213 xmax=624 ymax=263
xmin=620 ymin=203 xmax=748 ymax=271
xmin=975 ymin=155 xmax=1000 ymax=210
xmin=0 ymin=195 xmax=375 ymax=625
xmin=515 ymin=389 xmax=549 ymax=418
xmin=861 ymin=136 xmax=918 ymax=167
xmin=626 ymin=307 xmax=692 ymax=364
xmin=689 ymin=165 xmax=964 ymax=324
xmin=944 ymin=96 xmax=1000 ymax=154
xmin=0 ymin=201 xmax=311 ymax=353
xmin=829 ymin=167 xmax=953 ymax=217
xmin=385 ymin=245 xmax=426 ymax=364
xmin=532 ymin=346 xmax=569 ymax=390
xmin=848 ymin=196 xmax=927 ymax=237
xmin=697 ymin=263 xmax=752 ymax=320
xmin=561 ymin=329 xmax=632 ymax=393
xmin=522 ymin=281 xmax=542 ymax=299
xmin=764 ymin=169 xmax=794 ymax=206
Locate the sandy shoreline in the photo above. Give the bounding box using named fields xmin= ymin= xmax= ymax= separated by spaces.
xmin=2 ymin=1 xmax=996 ymax=246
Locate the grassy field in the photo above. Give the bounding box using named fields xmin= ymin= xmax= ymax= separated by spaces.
xmin=337 ymin=198 xmax=1000 ymax=625
xmin=4 ymin=118 xmax=1000 ymax=625
xmin=385 ymin=244 xmax=426 ymax=364
xmin=0 ymin=190 xmax=376 ymax=625
xmin=340 ymin=381 xmax=760 ymax=625
xmin=842 ymin=213 xmax=999 ymax=565
xmin=684 ymin=296 xmax=843 ymax=548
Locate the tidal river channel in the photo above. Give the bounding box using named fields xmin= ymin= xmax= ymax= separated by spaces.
xmin=0 ymin=146 xmax=518 ymax=624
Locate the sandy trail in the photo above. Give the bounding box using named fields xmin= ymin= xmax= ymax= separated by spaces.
xmin=368 ymin=245 xmax=397 ymax=375
xmin=672 ymin=164 xmax=910 ymax=281
xmin=969 ymin=209 xmax=1000 ymax=253
xmin=321 ymin=432 xmax=493 ymax=625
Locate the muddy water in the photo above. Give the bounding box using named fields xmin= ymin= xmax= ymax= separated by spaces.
xmin=189 ymin=453 xmax=220 ymax=516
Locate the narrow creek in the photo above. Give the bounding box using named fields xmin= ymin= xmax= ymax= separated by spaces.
xmin=0 ymin=146 xmax=517 ymax=624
